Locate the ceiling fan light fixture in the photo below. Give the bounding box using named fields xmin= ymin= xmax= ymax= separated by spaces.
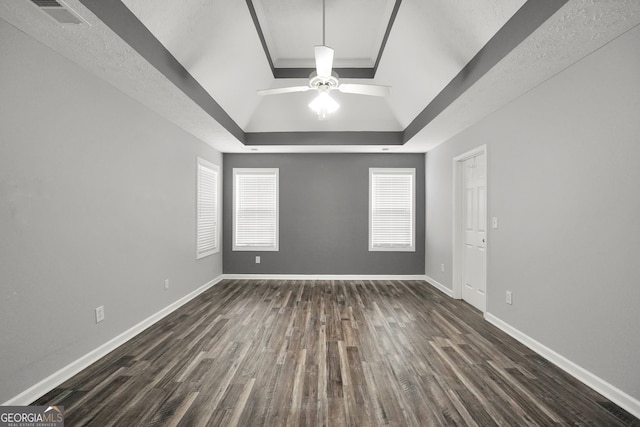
xmin=255 ymin=0 xmax=390 ymax=113
xmin=308 ymin=90 xmax=339 ymax=120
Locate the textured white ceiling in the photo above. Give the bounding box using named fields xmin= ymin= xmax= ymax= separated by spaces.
xmin=1 ymin=0 xmax=639 ymax=153
xmin=121 ymin=0 xmax=273 ymax=129
xmin=404 ymin=0 xmax=640 ymax=152
xmin=376 ymin=0 xmax=527 ymax=129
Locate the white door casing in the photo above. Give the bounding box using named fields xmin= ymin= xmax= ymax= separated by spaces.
xmin=462 ymin=153 xmax=487 ymax=311
xmin=452 ymin=145 xmax=487 ymax=312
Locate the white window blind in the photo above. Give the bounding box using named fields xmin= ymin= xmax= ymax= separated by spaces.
xmin=196 ymin=158 xmax=219 ymax=259
xmin=369 ymin=168 xmax=415 ymax=252
xmin=233 ymin=168 xmax=279 ymax=251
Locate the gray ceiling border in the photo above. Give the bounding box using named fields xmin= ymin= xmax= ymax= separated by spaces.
xmin=403 ymin=0 xmax=568 ymax=143
xmin=373 ymin=0 xmax=403 ymax=75
xmin=246 ymin=0 xmax=402 ymax=80
xmin=245 ymin=131 xmax=404 ymax=146
xmin=274 ymin=67 xmax=375 ymax=79
xmin=245 ymin=0 xmax=275 ymax=72
xmin=77 ymin=0 xmax=246 ymax=144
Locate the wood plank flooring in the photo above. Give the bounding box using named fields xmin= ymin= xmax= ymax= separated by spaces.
xmin=34 ymin=280 xmax=639 ymax=426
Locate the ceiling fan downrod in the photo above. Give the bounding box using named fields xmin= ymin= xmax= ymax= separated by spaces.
xmin=322 ymin=0 xmax=326 ymax=46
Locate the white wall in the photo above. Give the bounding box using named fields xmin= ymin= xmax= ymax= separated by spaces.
xmin=0 ymin=20 xmax=223 ymax=403
xmin=425 ymin=25 xmax=640 ymax=406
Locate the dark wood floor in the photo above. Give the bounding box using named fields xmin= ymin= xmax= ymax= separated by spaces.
xmin=34 ymin=280 xmax=639 ymax=426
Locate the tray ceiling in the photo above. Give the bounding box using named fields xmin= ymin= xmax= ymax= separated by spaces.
xmin=2 ymin=0 xmax=639 ymax=153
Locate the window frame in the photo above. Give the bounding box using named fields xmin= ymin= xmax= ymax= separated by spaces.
xmin=196 ymin=157 xmax=220 ymax=259
xmin=369 ymin=167 xmax=416 ymax=252
xmin=232 ymin=168 xmax=280 ymax=252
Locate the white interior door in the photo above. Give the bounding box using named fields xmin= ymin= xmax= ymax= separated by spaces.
xmin=462 ymin=153 xmax=487 ymax=311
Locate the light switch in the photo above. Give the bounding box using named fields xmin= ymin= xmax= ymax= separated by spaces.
xmin=491 ymin=217 xmax=498 ymax=229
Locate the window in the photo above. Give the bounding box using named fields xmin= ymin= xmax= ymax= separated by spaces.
xmin=233 ymin=168 xmax=279 ymax=251
xmin=196 ymin=158 xmax=220 ymax=259
xmin=369 ymin=168 xmax=415 ymax=252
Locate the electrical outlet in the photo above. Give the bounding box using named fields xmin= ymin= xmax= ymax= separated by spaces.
xmin=506 ymin=291 xmax=512 ymax=305
xmin=255 ymin=256 xmax=260 ymax=264
xmin=440 ymin=264 xmax=445 ymax=272
xmin=164 ymin=279 xmax=169 ymax=290
xmin=95 ymin=306 xmax=105 ymax=323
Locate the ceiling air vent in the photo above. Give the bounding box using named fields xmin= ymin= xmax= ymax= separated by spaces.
xmin=30 ymin=0 xmax=87 ymax=25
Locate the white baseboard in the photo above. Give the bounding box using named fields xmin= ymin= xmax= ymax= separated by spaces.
xmin=222 ymin=274 xmax=427 ymax=281
xmin=424 ymin=275 xmax=454 ymax=298
xmin=485 ymin=312 xmax=640 ymax=420
xmin=3 ymin=275 xmax=224 ymax=406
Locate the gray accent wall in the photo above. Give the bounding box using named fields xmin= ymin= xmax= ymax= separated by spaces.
xmin=223 ymin=153 xmax=425 ymax=274
xmin=425 ymin=25 xmax=640 ymax=401
xmin=0 ymin=20 xmax=222 ymax=403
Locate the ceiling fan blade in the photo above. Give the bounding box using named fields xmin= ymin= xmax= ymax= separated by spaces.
xmin=338 ymin=84 xmax=391 ymax=97
xmin=257 ymin=86 xmax=311 ymax=96
xmin=314 ymin=45 xmax=334 ymax=78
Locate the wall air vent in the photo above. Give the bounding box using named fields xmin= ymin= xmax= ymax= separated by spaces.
xmin=30 ymin=0 xmax=88 ymax=25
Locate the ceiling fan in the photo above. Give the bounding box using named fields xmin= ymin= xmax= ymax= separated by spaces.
xmin=256 ymin=0 xmax=391 ymax=120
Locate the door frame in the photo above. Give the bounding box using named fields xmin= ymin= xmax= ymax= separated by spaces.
xmin=452 ymin=145 xmax=487 ymax=308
